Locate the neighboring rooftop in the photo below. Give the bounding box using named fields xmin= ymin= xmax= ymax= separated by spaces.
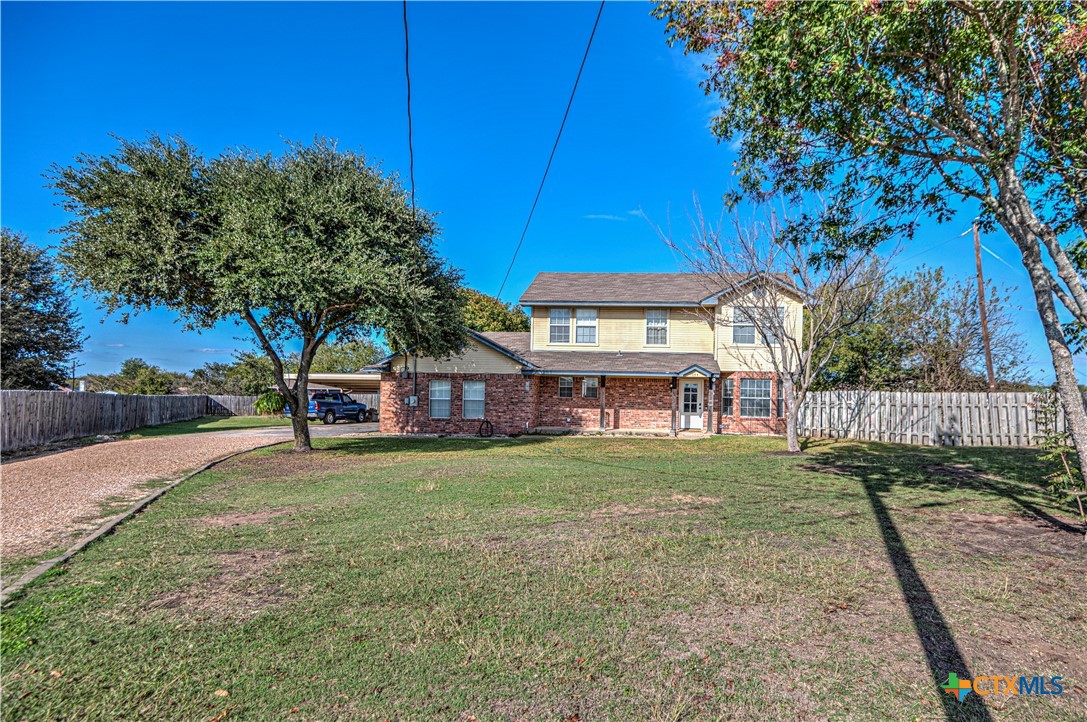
xmin=519 ymin=272 xmax=739 ymax=306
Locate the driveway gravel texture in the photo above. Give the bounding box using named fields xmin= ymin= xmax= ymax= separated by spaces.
xmin=0 ymin=423 xmax=373 ymax=573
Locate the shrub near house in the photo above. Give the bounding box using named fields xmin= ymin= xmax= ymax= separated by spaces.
xmin=371 ymin=272 xmax=801 ymax=436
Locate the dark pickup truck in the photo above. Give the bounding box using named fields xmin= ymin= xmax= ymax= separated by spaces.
xmin=284 ymin=392 xmax=370 ymax=424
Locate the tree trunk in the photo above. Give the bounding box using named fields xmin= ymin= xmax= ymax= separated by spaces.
xmin=290 ymin=401 xmax=312 ymax=452
xmin=995 ymin=184 xmax=1087 ymax=487
xmin=783 ymin=376 xmax=801 ymax=453
xmin=241 ymin=308 xmax=318 ymax=453
xmin=289 ymin=344 xmax=314 ymax=453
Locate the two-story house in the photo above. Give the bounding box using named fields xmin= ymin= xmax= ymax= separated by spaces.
xmin=372 ymin=272 xmax=803 ymax=436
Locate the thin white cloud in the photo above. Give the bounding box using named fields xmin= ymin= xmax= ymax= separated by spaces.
xmin=627 ymin=209 xmax=648 ymax=220
xmin=194 ymin=348 xmax=234 ymax=354
xmin=584 ymin=214 xmax=627 ymax=222
xmin=102 ymin=343 xmax=126 ymax=348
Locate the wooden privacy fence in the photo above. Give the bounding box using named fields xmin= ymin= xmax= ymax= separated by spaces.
xmin=798 ymin=390 xmax=1074 ymax=447
xmin=1 ymin=391 xmax=207 ymax=452
xmin=352 ymin=393 xmax=380 ymax=412
xmin=205 ymin=395 xmax=259 ymax=416
xmin=1 ymin=389 xmax=383 ymax=452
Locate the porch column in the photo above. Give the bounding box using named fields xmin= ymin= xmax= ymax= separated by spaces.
xmin=707 ymin=375 xmax=716 ymax=435
xmin=670 ymin=377 xmax=677 ymax=437
xmin=599 ymin=376 xmax=606 ymax=431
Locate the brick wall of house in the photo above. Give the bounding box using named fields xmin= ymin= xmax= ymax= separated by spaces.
xmin=533 ymin=375 xmax=606 ymax=429
xmin=716 ymin=371 xmax=786 ymax=435
xmin=606 ymin=377 xmax=674 ymax=430
xmin=378 ymin=369 xmax=786 ymax=437
xmin=533 ymin=375 xmax=676 ymax=431
xmin=379 ymin=372 xmax=533 ymax=435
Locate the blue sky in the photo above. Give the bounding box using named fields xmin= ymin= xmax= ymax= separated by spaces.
xmin=1 ymin=1 xmax=1064 ymax=379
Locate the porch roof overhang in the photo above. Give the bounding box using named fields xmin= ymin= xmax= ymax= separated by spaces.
xmin=516 ymin=351 xmax=720 ymax=378
xmin=522 ymin=369 xmax=718 ymax=379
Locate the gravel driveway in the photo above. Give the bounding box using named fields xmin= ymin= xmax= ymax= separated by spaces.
xmin=0 ymin=423 xmax=374 ymax=568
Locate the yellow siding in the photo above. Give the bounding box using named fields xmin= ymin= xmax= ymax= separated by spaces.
xmin=714 ymin=287 xmax=804 ymax=372
xmin=389 ymin=340 xmax=522 ymax=375
xmin=530 ymin=306 xmax=714 ymax=353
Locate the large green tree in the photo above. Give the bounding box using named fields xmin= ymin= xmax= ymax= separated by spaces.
xmin=0 ymin=229 xmax=83 ymax=389
xmin=115 ymin=358 xmax=178 ymax=395
xmin=288 ymin=338 xmax=387 ymax=374
xmin=52 ymin=137 xmax=466 ymax=450
xmin=816 ymin=267 xmax=1031 ymax=391
xmin=190 ymin=351 xmax=275 ymax=396
xmin=656 ymin=0 xmax=1087 ymax=478
xmin=459 ymin=288 xmax=530 ymax=333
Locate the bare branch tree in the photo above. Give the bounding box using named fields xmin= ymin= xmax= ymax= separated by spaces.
xmin=665 ymin=200 xmax=888 ymax=452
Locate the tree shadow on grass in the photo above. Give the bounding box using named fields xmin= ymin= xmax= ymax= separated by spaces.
xmin=803 ymin=443 xmax=1084 ymax=721
xmin=807 ymin=442 xmax=1080 ymax=534
xmin=856 ymin=467 xmax=993 ymax=721
xmin=560 ymin=441 xmax=1073 ymax=721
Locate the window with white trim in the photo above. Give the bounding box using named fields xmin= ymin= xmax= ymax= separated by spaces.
xmin=646 ymin=308 xmax=668 ymax=345
xmin=558 ymin=376 xmax=573 ymax=398
xmin=462 ymin=380 xmax=485 ymax=419
xmin=723 ymin=377 xmax=733 ymax=416
xmin=549 ymin=308 xmax=571 ymax=343
xmin=582 ymin=377 xmax=598 ymax=398
xmin=739 ymin=378 xmax=772 ymax=418
xmin=732 ymin=307 xmax=757 ymax=344
xmin=575 ymin=308 xmax=597 ymax=344
xmin=732 ymin=306 xmax=785 ymax=345
xmin=429 ymin=380 xmax=451 ymax=419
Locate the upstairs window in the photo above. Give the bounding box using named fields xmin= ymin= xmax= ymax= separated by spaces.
xmin=575 ymin=308 xmax=597 ymax=344
xmin=732 ymin=307 xmax=757 ymax=344
xmin=739 ymin=378 xmax=772 ymax=418
xmin=429 ymin=380 xmax=451 ymax=419
xmin=732 ymin=306 xmax=785 ymax=345
xmin=582 ymin=377 xmax=599 ymax=398
xmin=462 ymin=381 xmax=485 ymax=419
xmin=646 ymin=309 xmax=668 ymax=345
xmin=558 ymin=376 xmax=573 ymax=398
xmin=549 ymin=308 xmax=571 ymax=343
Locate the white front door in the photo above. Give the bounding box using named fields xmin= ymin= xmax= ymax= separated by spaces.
xmin=680 ymin=380 xmax=703 ymax=430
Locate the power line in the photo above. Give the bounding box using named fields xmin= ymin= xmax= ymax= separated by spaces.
xmin=496 ymin=0 xmax=605 ymax=299
xmin=898 ymin=226 xmax=972 ymax=265
xmin=403 ymin=0 xmax=416 ymax=213
xmin=402 ymin=0 xmax=422 ymax=432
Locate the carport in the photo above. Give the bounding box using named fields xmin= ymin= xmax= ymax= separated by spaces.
xmin=284 ymin=372 xmax=381 ymax=415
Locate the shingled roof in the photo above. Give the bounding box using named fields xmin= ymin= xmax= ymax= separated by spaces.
xmin=519 ymin=272 xmax=738 ymax=306
xmin=519 ymin=272 xmax=801 ymax=306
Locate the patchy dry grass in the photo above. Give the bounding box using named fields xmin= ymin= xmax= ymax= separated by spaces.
xmin=1 ymin=435 xmax=1084 ymax=721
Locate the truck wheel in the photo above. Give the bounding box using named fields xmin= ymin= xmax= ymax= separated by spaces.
xmin=322 ymin=410 xmax=336 ymax=425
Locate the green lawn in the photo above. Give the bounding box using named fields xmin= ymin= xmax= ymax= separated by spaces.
xmin=121 ymin=414 xmax=292 ymax=439
xmin=2 ymin=436 xmax=1083 ymax=721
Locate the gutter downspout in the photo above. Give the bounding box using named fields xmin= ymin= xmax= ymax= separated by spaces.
xmin=599 ymin=376 xmax=606 ymax=431
xmin=670 ymin=377 xmax=677 ymax=437
xmin=707 ymin=375 xmax=716 ymax=435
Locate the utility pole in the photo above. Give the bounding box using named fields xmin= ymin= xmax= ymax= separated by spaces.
xmin=974 ymin=222 xmax=996 ymax=392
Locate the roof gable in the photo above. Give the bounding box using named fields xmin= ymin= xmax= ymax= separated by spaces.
xmin=365 ymin=329 xmax=535 ymax=371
